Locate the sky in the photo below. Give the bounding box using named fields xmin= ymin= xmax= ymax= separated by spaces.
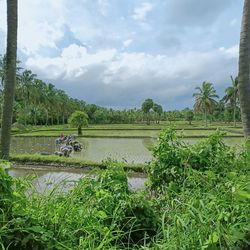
xmin=0 ymin=0 xmax=244 ymax=110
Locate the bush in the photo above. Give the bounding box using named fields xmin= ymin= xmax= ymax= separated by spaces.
xmin=0 ymin=161 xmax=159 ymax=249
xmin=0 ymin=161 xmax=14 ymax=217
xmin=147 ymin=128 xmax=237 ymax=192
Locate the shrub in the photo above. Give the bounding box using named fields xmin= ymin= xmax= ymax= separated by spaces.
xmin=147 ymin=128 xmax=238 ymax=192
xmin=147 ymin=127 xmax=187 ymax=191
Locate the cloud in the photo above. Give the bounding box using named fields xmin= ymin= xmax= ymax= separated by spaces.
xmin=132 ymin=2 xmax=153 ymax=21
xmin=219 ymin=45 xmax=239 ymax=59
xmin=0 ymin=0 xmax=241 ymax=109
xmin=123 ymin=39 xmax=133 ymax=48
xmin=165 ymin=0 xmax=235 ymax=27
xmin=25 ymin=44 xmax=238 ymax=109
xmin=26 ymin=44 xmax=117 ymax=79
xmin=97 ymin=0 xmax=109 ymax=16
xmin=19 ymin=21 xmax=64 ymax=56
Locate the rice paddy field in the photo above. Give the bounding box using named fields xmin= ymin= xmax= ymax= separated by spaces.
xmin=11 ymin=123 xmax=245 ymax=164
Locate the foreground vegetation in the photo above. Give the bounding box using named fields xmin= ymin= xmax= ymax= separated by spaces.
xmin=1 ymin=129 xmax=249 ymax=249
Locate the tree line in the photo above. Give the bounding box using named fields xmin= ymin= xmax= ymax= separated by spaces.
xmin=0 ymin=55 xmax=241 ymax=126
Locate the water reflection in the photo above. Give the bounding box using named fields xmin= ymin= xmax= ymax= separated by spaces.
xmin=8 ymin=166 xmax=147 ymax=193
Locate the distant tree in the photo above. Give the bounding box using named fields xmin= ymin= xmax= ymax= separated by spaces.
xmin=69 ymin=111 xmax=88 ymax=136
xmin=222 ymin=76 xmax=239 ymax=127
xmin=93 ymin=109 xmax=108 ymax=124
xmin=141 ymin=98 xmax=154 ymax=125
xmin=224 ymin=109 xmax=232 ymax=124
xmin=238 ymin=0 xmax=250 ymax=138
xmin=186 ymin=110 xmax=194 ymax=125
xmin=85 ymin=104 xmax=98 ymax=122
xmin=213 ymin=100 xmax=225 ymax=122
xmin=152 ymin=103 xmax=163 ymax=124
xmin=0 ymin=0 xmax=18 ymax=159
xmin=193 ymin=82 xmax=218 ymax=127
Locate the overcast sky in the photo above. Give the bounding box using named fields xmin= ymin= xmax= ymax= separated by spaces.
xmin=0 ymin=0 xmax=244 ymax=110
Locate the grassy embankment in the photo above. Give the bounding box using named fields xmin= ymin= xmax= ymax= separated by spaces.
xmin=9 ymin=154 xmax=145 ymax=172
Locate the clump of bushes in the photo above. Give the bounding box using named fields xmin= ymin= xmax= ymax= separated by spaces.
xmin=0 ymin=161 xmax=159 ymax=249
xmin=147 ymin=128 xmax=237 ymax=191
xmin=147 ymin=128 xmax=250 ymax=249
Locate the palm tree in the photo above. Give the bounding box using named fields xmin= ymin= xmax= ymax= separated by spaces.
xmin=222 ymin=76 xmax=239 ymax=127
xmin=16 ymin=70 xmax=36 ymax=125
xmin=238 ymin=0 xmax=250 ymax=138
xmin=193 ymin=81 xmax=218 ymax=127
xmin=0 ymin=0 xmax=18 ymax=159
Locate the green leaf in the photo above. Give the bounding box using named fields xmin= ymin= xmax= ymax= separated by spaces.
xmin=234 ymin=190 xmax=250 ymax=200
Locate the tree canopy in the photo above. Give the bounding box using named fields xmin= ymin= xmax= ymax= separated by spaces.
xmin=69 ymin=111 xmax=89 ymax=136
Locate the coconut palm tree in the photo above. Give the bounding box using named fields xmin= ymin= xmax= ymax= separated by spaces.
xmin=193 ymin=81 xmax=219 ymax=127
xmin=238 ymin=0 xmax=250 ymax=138
xmin=222 ymin=76 xmax=239 ymax=127
xmin=16 ymin=70 xmax=36 ymax=125
xmin=0 ymin=0 xmax=18 ymax=159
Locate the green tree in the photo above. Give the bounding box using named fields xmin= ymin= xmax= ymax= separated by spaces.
xmin=152 ymin=103 xmax=163 ymax=124
xmin=186 ymin=110 xmax=194 ymax=125
xmin=238 ymin=0 xmax=250 ymax=138
xmin=16 ymin=70 xmax=36 ymax=125
xmin=222 ymin=76 xmax=239 ymax=127
xmin=193 ymin=82 xmax=218 ymax=127
xmin=69 ymin=111 xmax=88 ymax=136
xmin=141 ymin=98 xmax=154 ymax=125
xmin=0 ymin=0 xmax=18 ymax=159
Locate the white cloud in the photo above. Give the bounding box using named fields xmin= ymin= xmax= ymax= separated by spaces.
xmin=0 ymin=0 xmax=241 ymax=108
xmin=132 ymin=2 xmax=153 ymax=21
xmin=16 ymin=0 xmax=66 ymax=55
xmin=219 ymin=45 xmax=239 ymax=59
xmin=97 ymin=0 xmax=109 ymax=16
xmin=123 ymin=39 xmax=133 ymax=48
xmin=25 ymin=44 xmax=238 ymax=104
xmin=19 ymin=21 xmax=64 ymax=56
xmin=26 ymin=44 xmax=117 ymax=79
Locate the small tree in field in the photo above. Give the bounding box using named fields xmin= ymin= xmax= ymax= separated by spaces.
xmin=186 ymin=110 xmax=194 ymax=125
xmin=69 ymin=111 xmax=88 ymax=136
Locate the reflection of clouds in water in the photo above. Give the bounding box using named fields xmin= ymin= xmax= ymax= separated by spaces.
xmin=9 ymin=168 xmax=146 ymax=193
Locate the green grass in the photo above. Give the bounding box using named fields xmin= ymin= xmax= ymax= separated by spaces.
xmin=22 ymin=121 xmax=243 ymax=132
xmin=9 ymin=153 xmax=145 ymax=172
xmin=15 ymin=127 xmax=243 ymax=138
